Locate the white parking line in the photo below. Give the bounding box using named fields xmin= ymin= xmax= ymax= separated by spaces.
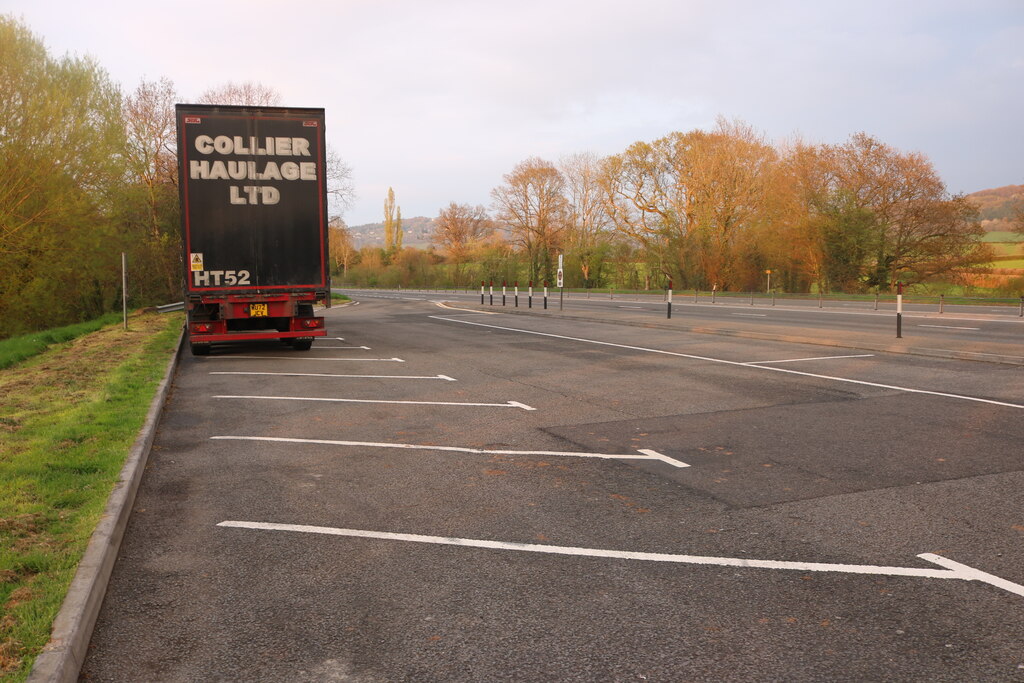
xmin=211 ymin=436 xmax=688 ymax=467
xmin=210 ymin=372 xmax=456 ymax=381
xmin=217 ymin=521 xmax=1024 ymax=597
xmin=215 ymin=356 xmax=405 ymax=362
xmin=430 ymin=316 xmax=1024 ymax=410
xmin=919 ymin=324 xmax=980 ymax=331
xmin=746 ymin=354 xmax=875 ymax=365
xmin=213 ymin=395 xmax=536 ymax=410
xmin=314 ymin=346 xmax=372 ymax=350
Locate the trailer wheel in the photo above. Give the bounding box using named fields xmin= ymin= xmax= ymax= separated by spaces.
xmin=292 ymin=340 xmax=312 ymax=351
xmin=190 ymin=342 xmax=211 ymax=356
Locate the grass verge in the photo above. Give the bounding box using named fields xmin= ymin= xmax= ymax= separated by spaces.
xmin=0 ymin=314 xmax=126 ymax=371
xmin=0 ymin=311 xmax=183 ymax=681
xmin=330 ymin=292 xmax=350 ymax=302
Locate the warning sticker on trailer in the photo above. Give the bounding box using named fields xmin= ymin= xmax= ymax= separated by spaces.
xmin=190 ymin=253 xmax=204 ymax=271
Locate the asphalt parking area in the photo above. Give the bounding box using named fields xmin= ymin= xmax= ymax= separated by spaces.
xmin=82 ymin=299 xmax=1024 ymax=681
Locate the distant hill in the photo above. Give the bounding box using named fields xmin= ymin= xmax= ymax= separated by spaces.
xmin=967 ymin=184 xmax=1023 ymax=232
xmin=347 ymin=215 xmax=436 ymax=248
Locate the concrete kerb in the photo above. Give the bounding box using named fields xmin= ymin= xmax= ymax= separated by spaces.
xmin=28 ymin=327 xmax=186 ymax=683
xmin=442 ymin=303 xmax=1024 ymax=367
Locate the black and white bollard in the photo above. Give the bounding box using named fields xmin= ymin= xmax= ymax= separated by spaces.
xmin=489 ymin=281 xmax=494 ymax=306
xmin=502 ymin=281 xmax=506 ymax=306
xmin=667 ymin=280 xmax=673 ymax=319
xmin=544 ymin=282 xmax=549 ymax=310
xmin=514 ymin=281 xmax=519 ymax=308
xmin=480 ymin=281 xmax=485 ymax=305
xmin=896 ymin=281 xmax=903 ymax=338
xmin=528 ymin=281 xmax=533 ymax=308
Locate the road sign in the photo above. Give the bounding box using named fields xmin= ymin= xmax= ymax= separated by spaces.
xmin=556 ymin=269 xmax=564 ymax=288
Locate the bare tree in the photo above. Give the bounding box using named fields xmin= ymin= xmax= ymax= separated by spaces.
xmin=124 ymin=77 xmax=178 ymax=239
xmin=432 ymin=202 xmax=494 ymax=285
xmin=491 ymin=157 xmax=568 ymax=282
xmin=196 ymin=81 xmax=283 ymax=106
xmin=326 ymin=146 xmax=355 ymax=217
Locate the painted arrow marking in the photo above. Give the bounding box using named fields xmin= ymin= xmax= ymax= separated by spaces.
xmin=217 ymin=521 xmax=1024 ymax=597
xmin=210 ymin=372 xmax=457 ymax=381
xmin=218 ymin=356 xmax=405 ymax=362
xmin=210 ymin=436 xmax=688 ymax=468
xmin=212 ymin=396 xmax=536 ymax=410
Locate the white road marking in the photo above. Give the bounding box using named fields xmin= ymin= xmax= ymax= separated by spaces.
xmin=918 ymin=324 xmax=980 ymax=331
xmin=430 ymin=316 xmax=1024 ymax=410
xmin=746 ymin=354 xmax=875 ymax=365
xmin=618 ymin=306 xmax=646 ymax=309
xmin=216 ymin=356 xmax=405 ymax=362
xmin=315 ymin=344 xmax=376 ymax=350
xmin=211 ymin=436 xmax=689 ymax=467
xmin=210 ymin=372 xmax=456 ymax=381
xmin=217 ymin=521 xmax=1024 ymax=597
xmin=433 ymin=302 xmax=499 ymax=315
xmin=732 ymin=313 xmax=767 ymax=317
xmin=213 ymin=395 xmax=535 ymax=410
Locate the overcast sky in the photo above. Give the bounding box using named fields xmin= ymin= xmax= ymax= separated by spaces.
xmin=7 ymin=0 xmax=1023 ymax=225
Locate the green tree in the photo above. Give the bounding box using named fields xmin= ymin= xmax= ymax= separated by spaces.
xmin=395 ymin=206 xmax=404 ymax=251
xmin=0 ymin=16 xmax=127 ymax=337
xmin=383 ymin=187 xmax=396 ymax=253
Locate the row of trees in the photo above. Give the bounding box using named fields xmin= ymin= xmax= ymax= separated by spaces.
xmin=340 ymin=119 xmax=996 ymax=294
xmin=482 ymin=120 xmax=990 ymax=292
xmin=0 ymin=16 xmax=353 ymax=338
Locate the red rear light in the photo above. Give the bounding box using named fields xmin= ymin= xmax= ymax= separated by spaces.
xmin=303 ymin=319 xmax=320 ymax=328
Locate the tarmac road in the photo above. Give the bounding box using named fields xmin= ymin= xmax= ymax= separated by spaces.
xmin=81 ymin=297 xmax=1024 ymax=681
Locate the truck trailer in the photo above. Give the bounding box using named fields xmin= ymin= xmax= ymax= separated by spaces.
xmin=175 ymin=104 xmax=330 ymax=355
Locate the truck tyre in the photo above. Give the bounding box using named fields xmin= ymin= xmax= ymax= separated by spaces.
xmin=190 ymin=342 xmax=211 ymax=356
xmin=292 ymin=340 xmax=312 ymax=351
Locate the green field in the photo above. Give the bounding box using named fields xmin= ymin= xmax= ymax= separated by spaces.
xmin=982 ymin=231 xmax=1024 ymax=243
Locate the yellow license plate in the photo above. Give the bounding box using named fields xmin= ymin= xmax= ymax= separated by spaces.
xmin=249 ymin=303 xmax=269 ymax=317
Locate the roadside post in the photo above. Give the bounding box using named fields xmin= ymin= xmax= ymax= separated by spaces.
xmin=514 ymin=281 xmax=519 ymax=308
xmin=480 ymin=281 xmax=484 ymax=305
xmin=543 ymin=281 xmax=548 ymax=310
xmin=939 ymin=293 xmax=944 ymax=314
xmin=122 ymin=252 xmax=128 ymax=330
xmin=557 ymin=254 xmax=564 ymax=311
xmin=766 ymin=269 xmax=771 ymax=293
xmin=489 ymin=280 xmax=493 ymax=306
xmin=528 ymin=281 xmax=533 ymax=308
xmin=712 ymin=283 xmax=717 ymax=304
xmin=667 ymin=278 xmax=673 ymax=319
xmin=502 ymin=281 xmax=506 ymax=306
xmin=1019 ymin=295 xmax=1023 ymax=317
xmin=896 ymin=281 xmax=903 ymax=338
